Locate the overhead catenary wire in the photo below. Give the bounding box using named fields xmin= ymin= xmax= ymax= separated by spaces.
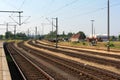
xmin=18 ymin=0 xmax=26 ymax=10
xmin=1 ymin=0 xmax=18 ymax=9
xmin=41 ymin=0 xmax=55 ymax=12
xmin=46 ymin=0 xmax=105 ymax=17
xmin=46 ymin=0 xmax=120 ymax=19
xmin=47 ymin=0 xmax=80 ymax=16
xmin=68 ymin=2 xmax=120 ymax=19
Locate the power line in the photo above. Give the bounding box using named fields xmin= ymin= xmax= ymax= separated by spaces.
xmin=110 ymin=2 xmax=120 ymax=7
xmin=41 ymin=0 xmax=55 ymax=12
xmin=71 ymin=2 xmax=120 ymax=18
xmin=18 ymin=0 xmax=26 ymax=10
xmin=1 ymin=0 xmax=26 ymax=10
xmin=48 ymin=0 xmax=80 ymax=15
xmin=1 ymin=0 xmax=18 ymax=9
xmin=73 ymin=0 xmax=95 ymax=9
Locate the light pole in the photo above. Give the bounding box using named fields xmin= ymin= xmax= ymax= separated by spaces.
xmin=91 ymin=20 xmax=94 ymax=38
xmin=107 ymin=0 xmax=110 ymax=51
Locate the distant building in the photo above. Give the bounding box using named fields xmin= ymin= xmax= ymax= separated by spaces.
xmin=96 ymin=34 xmax=108 ymax=42
xmin=70 ymin=32 xmax=86 ymax=42
xmin=87 ymin=34 xmax=108 ymax=42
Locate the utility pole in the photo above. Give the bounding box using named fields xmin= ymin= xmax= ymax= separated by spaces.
xmin=28 ymin=29 xmax=30 ymax=37
xmin=6 ymin=23 xmax=8 ymax=32
xmin=5 ymin=23 xmax=16 ymax=39
xmin=94 ymin=27 xmax=95 ymax=37
xmin=52 ymin=17 xmax=58 ymax=48
xmin=51 ymin=18 xmax=54 ymax=39
xmin=14 ymin=25 xmax=16 ymax=39
xmin=56 ymin=17 xmax=58 ymax=48
xmin=46 ymin=17 xmax=58 ymax=48
xmin=19 ymin=12 xmax=22 ymax=26
xmin=107 ymin=0 xmax=110 ymax=51
xmin=5 ymin=23 xmax=9 ymax=39
xmin=35 ymin=27 xmax=37 ymax=39
xmin=91 ymin=20 xmax=94 ymax=38
xmin=41 ymin=23 xmax=44 ymax=37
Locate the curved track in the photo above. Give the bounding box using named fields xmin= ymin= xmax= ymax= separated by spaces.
xmin=36 ymin=40 xmax=120 ymax=59
xmin=30 ymin=40 xmax=120 ymax=69
xmin=6 ymin=43 xmax=54 ymax=80
xmin=17 ymin=41 xmax=120 ymax=80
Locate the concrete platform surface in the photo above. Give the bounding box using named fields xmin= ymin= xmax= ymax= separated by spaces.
xmin=0 ymin=41 xmax=11 ymax=80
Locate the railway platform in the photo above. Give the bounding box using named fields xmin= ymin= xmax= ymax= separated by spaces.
xmin=0 ymin=41 xmax=11 ymax=80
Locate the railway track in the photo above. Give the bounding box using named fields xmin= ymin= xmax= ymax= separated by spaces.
xmin=37 ymin=40 xmax=120 ymax=53
xmin=36 ymin=40 xmax=120 ymax=59
xmin=5 ymin=43 xmax=54 ymax=80
xmin=29 ymin=40 xmax=120 ymax=69
xmin=17 ymin=41 xmax=120 ymax=80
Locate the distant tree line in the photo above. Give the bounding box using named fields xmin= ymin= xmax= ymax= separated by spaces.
xmin=43 ymin=30 xmax=120 ymax=42
xmin=44 ymin=31 xmax=73 ymax=40
xmin=1 ymin=30 xmax=120 ymax=41
xmin=44 ymin=30 xmax=86 ymax=41
xmin=0 ymin=31 xmax=28 ymax=40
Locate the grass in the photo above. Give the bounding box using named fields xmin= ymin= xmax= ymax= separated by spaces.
xmin=58 ymin=41 xmax=120 ymax=50
xmin=5 ymin=39 xmax=23 ymax=43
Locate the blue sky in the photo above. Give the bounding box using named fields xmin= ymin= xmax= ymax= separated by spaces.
xmin=0 ymin=0 xmax=120 ymax=36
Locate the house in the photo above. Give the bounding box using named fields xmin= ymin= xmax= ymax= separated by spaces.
xmin=70 ymin=33 xmax=84 ymax=42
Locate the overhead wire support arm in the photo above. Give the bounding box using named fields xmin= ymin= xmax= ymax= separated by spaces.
xmin=0 ymin=10 xmax=23 ymax=26
xmin=0 ymin=11 xmax=23 ymax=13
xmin=45 ymin=18 xmax=56 ymax=27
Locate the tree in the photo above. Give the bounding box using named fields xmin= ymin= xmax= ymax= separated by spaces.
xmin=44 ymin=31 xmax=56 ymax=39
xmin=16 ymin=32 xmax=28 ymax=39
xmin=59 ymin=31 xmax=66 ymax=38
xmin=5 ymin=31 xmax=13 ymax=39
xmin=110 ymin=36 xmax=117 ymax=41
xmin=77 ymin=31 xmax=86 ymax=40
xmin=67 ymin=32 xmax=73 ymax=38
xmin=0 ymin=35 xmax=3 ymax=39
xmin=118 ymin=35 xmax=120 ymax=41
xmin=63 ymin=31 xmax=65 ymax=36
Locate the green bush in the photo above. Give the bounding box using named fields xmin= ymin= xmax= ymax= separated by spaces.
xmin=109 ymin=43 xmax=114 ymax=47
xmin=105 ymin=43 xmax=115 ymax=47
xmin=82 ymin=42 xmax=86 ymax=45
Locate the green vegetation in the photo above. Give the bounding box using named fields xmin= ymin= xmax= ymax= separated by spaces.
xmin=4 ymin=31 xmax=29 ymax=40
xmin=77 ymin=31 xmax=86 ymax=40
xmin=44 ymin=30 xmax=120 ymax=50
xmin=119 ymin=35 xmax=120 ymax=41
xmin=44 ymin=31 xmax=74 ymax=40
xmin=59 ymin=41 xmax=120 ymax=50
